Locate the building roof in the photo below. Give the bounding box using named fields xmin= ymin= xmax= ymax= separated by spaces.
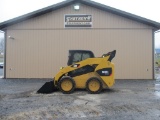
xmin=0 ymin=0 xmax=160 ymax=30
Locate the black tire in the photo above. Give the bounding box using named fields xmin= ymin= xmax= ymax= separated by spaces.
xmin=86 ymin=77 xmax=103 ymax=94
xmin=58 ymin=76 xmax=75 ymax=94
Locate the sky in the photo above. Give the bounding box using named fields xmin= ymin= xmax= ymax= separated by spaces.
xmin=0 ymin=0 xmax=160 ymax=48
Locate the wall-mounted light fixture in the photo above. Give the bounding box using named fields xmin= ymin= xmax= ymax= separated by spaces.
xmin=74 ymin=4 xmax=80 ymax=10
xmin=8 ymin=36 xmax=15 ymax=40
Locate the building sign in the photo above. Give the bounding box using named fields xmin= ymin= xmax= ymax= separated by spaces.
xmin=64 ymin=15 xmax=92 ymax=28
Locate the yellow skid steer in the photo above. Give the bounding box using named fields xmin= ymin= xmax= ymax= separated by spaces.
xmin=37 ymin=50 xmax=116 ymax=94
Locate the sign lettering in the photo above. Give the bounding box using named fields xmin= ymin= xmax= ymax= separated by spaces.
xmin=65 ymin=15 xmax=92 ymax=28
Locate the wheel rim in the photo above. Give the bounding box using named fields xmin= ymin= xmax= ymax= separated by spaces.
xmin=61 ymin=79 xmax=73 ymax=92
xmin=88 ymin=79 xmax=100 ymax=92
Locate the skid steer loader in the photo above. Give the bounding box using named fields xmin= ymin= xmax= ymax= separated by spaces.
xmin=37 ymin=50 xmax=116 ymax=94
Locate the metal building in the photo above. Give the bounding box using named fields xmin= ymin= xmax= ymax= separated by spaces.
xmin=0 ymin=0 xmax=160 ymax=79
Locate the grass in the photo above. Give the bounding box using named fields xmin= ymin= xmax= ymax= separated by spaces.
xmin=155 ymin=55 xmax=160 ymax=74
xmin=155 ymin=56 xmax=160 ymax=66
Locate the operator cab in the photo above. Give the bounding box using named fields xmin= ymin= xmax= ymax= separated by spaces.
xmin=67 ymin=50 xmax=95 ymax=66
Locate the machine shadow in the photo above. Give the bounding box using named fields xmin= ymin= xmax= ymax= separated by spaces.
xmin=73 ymin=88 xmax=117 ymax=94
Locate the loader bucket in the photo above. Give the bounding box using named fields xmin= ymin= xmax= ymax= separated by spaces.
xmin=37 ymin=81 xmax=58 ymax=94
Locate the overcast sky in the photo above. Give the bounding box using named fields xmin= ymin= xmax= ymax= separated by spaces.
xmin=0 ymin=0 xmax=160 ymax=48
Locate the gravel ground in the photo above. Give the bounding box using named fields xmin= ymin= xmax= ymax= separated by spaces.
xmin=0 ymin=78 xmax=160 ymax=120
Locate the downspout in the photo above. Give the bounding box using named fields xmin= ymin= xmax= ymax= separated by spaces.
xmin=4 ymin=30 xmax=7 ymax=78
xmin=153 ymin=29 xmax=155 ymax=79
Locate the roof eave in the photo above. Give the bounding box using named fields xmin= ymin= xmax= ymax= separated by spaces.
xmin=0 ymin=0 xmax=75 ymax=30
xmin=81 ymin=0 xmax=160 ymax=29
xmin=0 ymin=0 xmax=160 ymax=30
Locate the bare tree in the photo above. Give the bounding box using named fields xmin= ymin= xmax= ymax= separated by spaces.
xmin=0 ymin=38 xmax=4 ymax=54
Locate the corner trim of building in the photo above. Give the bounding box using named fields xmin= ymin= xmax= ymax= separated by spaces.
xmin=4 ymin=30 xmax=7 ymax=79
xmin=152 ymin=29 xmax=155 ymax=80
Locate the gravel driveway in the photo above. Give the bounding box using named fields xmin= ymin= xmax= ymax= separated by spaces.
xmin=0 ymin=78 xmax=160 ymax=120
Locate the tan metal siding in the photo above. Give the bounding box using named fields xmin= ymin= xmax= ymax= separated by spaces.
xmin=6 ymin=29 xmax=152 ymax=79
xmin=5 ymin=4 xmax=153 ymax=79
xmin=8 ymin=4 xmax=152 ymax=30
